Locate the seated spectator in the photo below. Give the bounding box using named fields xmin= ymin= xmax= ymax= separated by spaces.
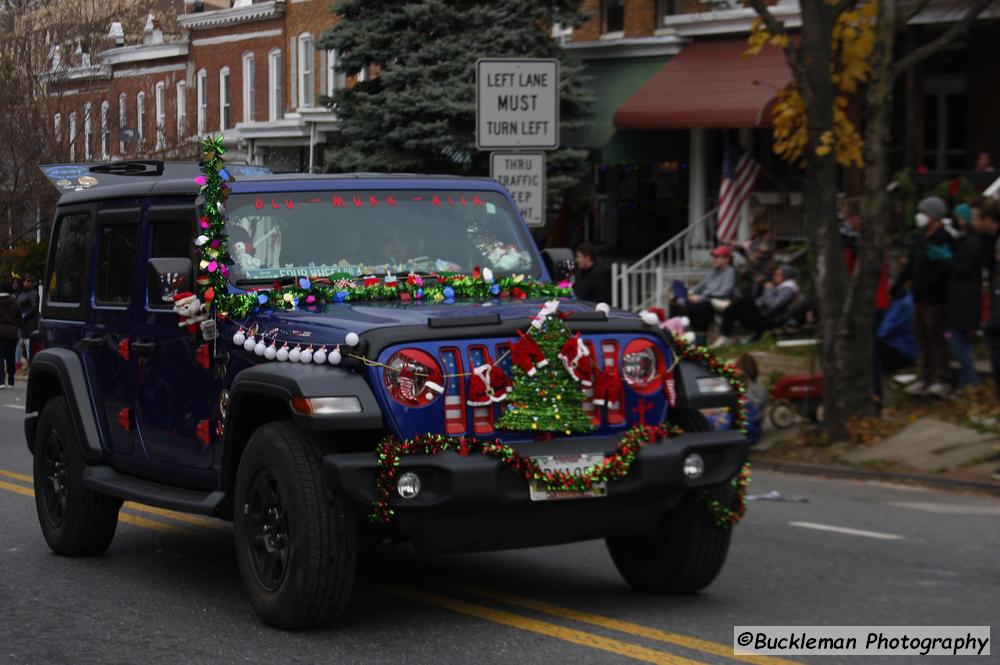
xmin=669 ymin=246 xmax=736 ymax=332
xmin=710 ymin=265 xmax=801 ymax=347
xmin=736 ymin=352 xmax=767 ymax=445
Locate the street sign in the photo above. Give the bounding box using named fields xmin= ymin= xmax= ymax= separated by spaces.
xmin=477 ymin=58 xmax=559 ymax=150
xmin=491 ymin=152 xmax=545 ymax=227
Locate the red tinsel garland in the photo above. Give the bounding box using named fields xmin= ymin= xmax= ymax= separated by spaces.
xmin=672 ymin=334 xmax=750 ymax=435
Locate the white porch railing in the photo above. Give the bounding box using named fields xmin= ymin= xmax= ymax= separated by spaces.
xmin=611 ymin=207 xmax=719 ymax=312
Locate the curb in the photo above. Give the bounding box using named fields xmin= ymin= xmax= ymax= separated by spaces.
xmin=749 ymin=454 xmax=1000 ymax=496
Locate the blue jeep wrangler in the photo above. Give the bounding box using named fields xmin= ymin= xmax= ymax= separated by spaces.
xmin=27 ymin=159 xmax=747 ymax=629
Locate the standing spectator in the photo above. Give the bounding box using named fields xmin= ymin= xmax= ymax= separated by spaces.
xmin=711 ymin=265 xmax=801 ymax=347
xmin=731 ymin=208 xmax=775 ymax=298
xmin=975 ymin=152 xmax=994 ymax=173
xmin=946 ymin=203 xmax=992 ymax=388
xmin=0 ymin=281 xmax=21 ymax=388
xmin=979 ymin=203 xmax=1000 ymax=392
xmin=16 ymin=274 xmax=39 ymax=367
xmin=892 ymin=196 xmax=955 ymax=398
xmin=735 ymin=352 xmax=767 ymax=445
xmin=573 ymin=242 xmax=611 ymax=305
xmin=669 ymin=246 xmax=736 ymax=332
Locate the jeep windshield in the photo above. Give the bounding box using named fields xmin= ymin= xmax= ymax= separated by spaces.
xmin=225 ymin=189 xmax=541 ymax=283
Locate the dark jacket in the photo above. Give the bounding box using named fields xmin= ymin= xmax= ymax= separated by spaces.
xmin=893 ymin=227 xmax=954 ymax=305
xmin=0 ymin=294 xmax=21 ymax=339
xmin=947 ymin=232 xmax=992 ymax=331
xmin=574 ymin=263 xmax=611 ymax=304
xmin=16 ymin=288 xmax=38 ymax=335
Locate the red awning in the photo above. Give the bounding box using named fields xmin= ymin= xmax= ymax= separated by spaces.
xmin=613 ymin=39 xmax=792 ymax=129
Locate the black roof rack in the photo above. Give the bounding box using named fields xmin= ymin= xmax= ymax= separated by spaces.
xmin=89 ymin=160 xmax=165 ymax=176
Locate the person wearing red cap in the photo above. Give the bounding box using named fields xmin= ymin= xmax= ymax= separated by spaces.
xmin=670 ymin=245 xmax=736 ymax=333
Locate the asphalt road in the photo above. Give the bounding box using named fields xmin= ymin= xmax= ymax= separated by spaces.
xmin=0 ymin=383 xmax=997 ymax=665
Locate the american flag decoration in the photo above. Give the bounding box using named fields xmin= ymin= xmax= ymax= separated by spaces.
xmin=717 ymin=138 xmax=760 ymax=243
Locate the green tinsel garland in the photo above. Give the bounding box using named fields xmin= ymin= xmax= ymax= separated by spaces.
xmin=700 ymin=463 xmax=751 ymax=528
xmin=672 ymin=334 xmax=750 ymax=435
xmin=369 ymin=423 xmax=683 ymax=523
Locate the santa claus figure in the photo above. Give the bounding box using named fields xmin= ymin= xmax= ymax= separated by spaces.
xmin=592 ymin=367 xmax=623 ymax=410
xmin=173 ymin=292 xmax=208 ymax=333
xmin=467 ymin=364 xmax=512 ymax=406
xmin=559 ymin=334 xmax=595 ymax=386
xmin=510 ymin=330 xmax=549 ymax=377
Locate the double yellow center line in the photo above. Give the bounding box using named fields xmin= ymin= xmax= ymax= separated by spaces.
xmin=0 ymin=467 xmax=798 ymax=665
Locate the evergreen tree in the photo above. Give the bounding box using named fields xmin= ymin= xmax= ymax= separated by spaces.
xmin=497 ymin=314 xmax=593 ymax=435
xmin=318 ymin=0 xmax=592 ymax=221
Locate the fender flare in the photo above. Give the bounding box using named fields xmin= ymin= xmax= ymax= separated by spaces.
xmin=220 ymin=363 xmax=384 ymax=494
xmin=26 ymin=348 xmax=104 ymax=459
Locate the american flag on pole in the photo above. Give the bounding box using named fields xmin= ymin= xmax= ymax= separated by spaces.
xmin=717 ymin=139 xmax=760 ymax=243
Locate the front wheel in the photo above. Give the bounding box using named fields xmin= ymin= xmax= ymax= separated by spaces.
xmin=606 ymin=483 xmax=735 ymax=594
xmin=233 ymin=422 xmax=357 ymax=629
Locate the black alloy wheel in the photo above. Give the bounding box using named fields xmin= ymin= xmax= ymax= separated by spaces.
xmin=40 ymin=431 xmax=69 ymax=528
xmin=244 ymin=468 xmax=290 ymax=592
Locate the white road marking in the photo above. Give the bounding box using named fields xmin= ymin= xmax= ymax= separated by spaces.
xmin=4 ymin=404 xmax=24 ymax=410
xmin=888 ymin=501 xmax=1000 ymax=516
xmin=789 ymin=521 xmax=903 ymax=540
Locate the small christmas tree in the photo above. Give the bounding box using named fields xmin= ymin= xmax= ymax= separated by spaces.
xmin=497 ymin=311 xmax=593 ymax=435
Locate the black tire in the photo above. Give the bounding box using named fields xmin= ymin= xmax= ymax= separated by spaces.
xmin=608 ymin=407 xmax=735 ymax=593
xmin=607 ymin=483 xmax=735 ymax=594
xmin=33 ymin=396 xmax=122 ymax=556
xmin=233 ymin=422 xmax=357 ymax=629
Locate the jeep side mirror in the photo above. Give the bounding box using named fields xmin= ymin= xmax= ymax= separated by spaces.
xmin=147 ymin=257 xmax=194 ymax=308
xmin=541 ymin=248 xmax=575 ymax=283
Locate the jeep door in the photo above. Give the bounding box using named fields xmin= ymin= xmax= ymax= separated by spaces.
xmin=132 ymin=202 xmax=215 ymax=475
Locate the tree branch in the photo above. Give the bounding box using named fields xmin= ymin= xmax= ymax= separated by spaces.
xmin=746 ymin=0 xmax=807 ymax=83
xmin=892 ymin=0 xmax=996 ymax=79
xmin=899 ymin=0 xmax=935 ymax=27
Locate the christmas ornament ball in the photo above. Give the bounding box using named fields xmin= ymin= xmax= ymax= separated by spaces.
xmin=328 ymin=348 xmax=342 ymax=365
xmin=276 ymin=346 xmax=289 ymax=362
xmin=313 ymin=348 xmax=327 ymax=364
xmin=300 ymin=348 xmax=314 ymax=363
xmin=243 ymin=336 xmax=256 ymax=352
xmin=345 ymin=332 xmax=360 ymax=347
xmin=232 ymin=330 xmax=246 ymax=346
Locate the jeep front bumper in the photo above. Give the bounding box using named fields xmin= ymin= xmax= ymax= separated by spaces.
xmin=322 ymin=430 xmax=747 ymax=553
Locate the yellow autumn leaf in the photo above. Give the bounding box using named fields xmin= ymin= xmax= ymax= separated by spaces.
xmin=815 ymin=145 xmax=832 ymax=157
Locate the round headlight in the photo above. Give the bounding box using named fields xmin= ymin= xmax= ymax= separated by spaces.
xmin=383 ymin=349 xmax=443 ymax=407
xmin=621 ymin=339 xmax=664 ymax=394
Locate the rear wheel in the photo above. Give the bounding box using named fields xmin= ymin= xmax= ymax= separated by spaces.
xmin=607 ymin=407 xmax=736 ymax=593
xmin=769 ymin=400 xmax=795 ymax=429
xmin=33 ymin=396 xmax=122 ymax=556
xmin=233 ymin=422 xmax=357 ymax=629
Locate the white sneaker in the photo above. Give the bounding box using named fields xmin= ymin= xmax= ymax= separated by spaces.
xmin=925 ymin=382 xmax=951 ymax=398
xmin=903 ymin=380 xmax=927 ymax=396
xmin=0 ymin=384 xmax=6 ymax=390
xmin=709 ymin=335 xmax=732 ymax=349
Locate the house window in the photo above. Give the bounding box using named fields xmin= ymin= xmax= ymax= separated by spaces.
xmin=100 ymin=101 xmax=110 ymax=160
xmin=83 ymin=103 xmax=93 ymax=160
xmin=657 ymin=0 xmax=680 ymax=23
xmin=68 ymin=112 xmax=77 ymax=161
xmin=602 ymin=0 xmax=625 ymax=35
xmin=197 ymin=69 xmax=207 ymax=134
xmin=357 ymin=65 xmax=370 ymax=83
xmin=922 ymin=75 xmax=967 ymax=171
xmin=324 ymin=49 xmax=346 ymax=95
xmin=219 ymin=66 xmax=230 ymax=131
xmin=118 ymin=93 xmax=127 ymax=153
xmin=155 ymin=81 xmax=166 ymax=149
xmin=176 ymin=81 xmax=187 ymax=137
xmin=54 ymin=113 xmax=61 ymax=142
xmin=242 ymin=52 xmax=255 ymax=122
xmin=298 ymin=33 xmax=315 ymax=108
xmin=268 ymin=48 xmax=282 ymax=121
xmin=136 ymin=92 xmax=146 ymax=143
xmin=288 ymin=36 xmax=298 ymax=111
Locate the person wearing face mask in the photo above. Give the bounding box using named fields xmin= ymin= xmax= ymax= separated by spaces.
xmin=891 ymin=196 xmax=955 ymax=397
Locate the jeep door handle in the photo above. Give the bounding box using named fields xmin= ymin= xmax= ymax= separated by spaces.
xmin=131 ymin=341 xmax=157 ymax=356
xmin=82 ymin=336 xmax=104 ymax=350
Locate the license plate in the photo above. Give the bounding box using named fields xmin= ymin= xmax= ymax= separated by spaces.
xmin=528 ymin=453 xmax=608 ymax=501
